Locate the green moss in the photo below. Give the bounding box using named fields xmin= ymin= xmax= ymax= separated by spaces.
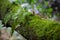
xmin=18 ymin=15 xmax=60 ymax=40
xmin=1 ymin=0 xmax=60 ymax=40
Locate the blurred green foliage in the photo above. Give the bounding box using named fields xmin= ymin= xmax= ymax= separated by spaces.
xmin=0 ymin=0 xmax=60 ymax=40
xmin=0 ymin=0 xmax=11 ymax=19
xmin=18 ymin=15 xmax=60 ymax=40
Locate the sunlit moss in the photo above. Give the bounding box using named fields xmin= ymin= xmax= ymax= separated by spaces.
xmin=18 ymin=15 xmax=60 ymax=40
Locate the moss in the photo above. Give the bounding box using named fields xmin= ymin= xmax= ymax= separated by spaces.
xmin=1 ymin=0 xmax=60 ymax=40
xmin=17 ymin=15 xmax=60 ymax=40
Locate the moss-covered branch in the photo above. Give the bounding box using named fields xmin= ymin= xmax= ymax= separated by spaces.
xmin=16 ymin=15 xmax=60 ymax=40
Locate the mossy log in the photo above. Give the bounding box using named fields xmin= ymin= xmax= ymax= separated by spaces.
xmin=16 ymin=15 xmax=60 ymax=40
xmin=1 ymin=0 xmax=60 ymax=40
